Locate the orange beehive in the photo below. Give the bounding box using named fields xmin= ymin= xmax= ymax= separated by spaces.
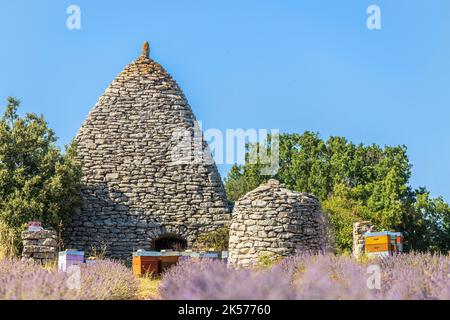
xmin=132 ymin=256 xmax=159 ymax=276
xmin=365 ymin=243 xmax=390 ymax=253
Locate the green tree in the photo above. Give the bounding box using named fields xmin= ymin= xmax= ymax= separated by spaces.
xmin=0 ymin=97 xmax=82 ymax=255
xmin=224 ymin=164 xmax=266 ymax=203
xmin=322 ymin=192 xmax=362 ymax=253
xmin=224 ymin=141 xmax=269 ymax=202
xmin=400 ymin=188 xmax=450 ymax=252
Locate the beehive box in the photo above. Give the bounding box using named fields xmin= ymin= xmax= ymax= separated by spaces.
xmin=387 ymin=232 xmax=402 ymax=253
xmin=58 ymin=250 xmax=84 ymax=272
xmin=365 ymin=234 xmax=390 ymax=245
xmin=364 ymin=231 xmax=404 ymax=256
xmin=159 ymin=252 xmax=180 ymax=273
xmin=365 ymin=243 xmax=390 ymax=253
xmin=221 ymin=251 xmax=228 ymax=263
xmin=364 ymin=232 xmax=392 ymax=255
xmin=132 ymin=251 xmax=161 ymax=276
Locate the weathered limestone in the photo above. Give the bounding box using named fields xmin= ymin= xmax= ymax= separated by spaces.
xmin=21 ymin=230 xmax=58 ymax=264
xmin=63 ymin=42 xmax=231 ymax=260
xmin=228 ymin=179 xmax=326 ymax=267
xmin=352 ymin=221 xmax=377 ymax=259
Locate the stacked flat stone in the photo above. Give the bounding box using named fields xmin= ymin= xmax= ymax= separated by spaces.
xmin=352 ymin=221 xmax=377 ymax=259
xmin=63 ymin=42 xmax=230 ymax=260
xmin=21 ymin=230 xmax=58 ymax=264
xmin=228 ymin=179 xmax=326 ymax=267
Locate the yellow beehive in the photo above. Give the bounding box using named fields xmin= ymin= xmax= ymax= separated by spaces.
xmin=365 ymin=243 xmax=390 ymax=253
xmin=365 ymin=235 xmax=390 ymax=245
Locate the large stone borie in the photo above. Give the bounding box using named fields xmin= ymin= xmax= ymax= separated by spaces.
xmin=63 ymin=42 xmax=231 ymax=260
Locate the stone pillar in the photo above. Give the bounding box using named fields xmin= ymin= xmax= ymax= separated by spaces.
xmin=21 ymin=229 xmax=58 ymax=264
xmin=352 ymin=221 xmax=376 ymax=259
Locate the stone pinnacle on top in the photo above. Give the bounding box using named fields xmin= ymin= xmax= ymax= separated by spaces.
xmin=267 ymin=179 xmax=280 ymax=187
xmin=141 ymin=41 xmax=150 ymax=58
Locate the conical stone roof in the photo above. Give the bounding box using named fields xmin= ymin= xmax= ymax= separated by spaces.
xmin=63 ymin=42 xmax=230 ymax=260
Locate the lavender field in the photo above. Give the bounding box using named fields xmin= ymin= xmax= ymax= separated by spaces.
xmin=1 ymin=253 xmax=449 ymax=300
xmin=0 ymin=259 xmax=139 ymax=300
xmin=159 ymin=253 xmax=450 ymax=300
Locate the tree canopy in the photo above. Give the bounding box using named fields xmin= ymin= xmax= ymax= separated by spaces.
xmin=0 ymin=97 xmax=82 ymax=254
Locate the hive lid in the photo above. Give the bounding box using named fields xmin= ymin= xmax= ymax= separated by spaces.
xmin=364 ymin=231 xmax=399 ymax=237
xmin=161 ymin=251 xmax=182 ymax=256
xmin=59 ymin=250 xmax=84 ymax=256
xmin=133 ymin=250 xmax=162 ymax=257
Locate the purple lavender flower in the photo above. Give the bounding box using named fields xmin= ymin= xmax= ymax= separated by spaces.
xmin=0 ymin=258 xmax=138 ymax=300
xmin=159 ymin=253 xmax=450 ymax=300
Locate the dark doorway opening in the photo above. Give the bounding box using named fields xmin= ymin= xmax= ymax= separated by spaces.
xmin=153 ymin=235 xmax=187 ymax=251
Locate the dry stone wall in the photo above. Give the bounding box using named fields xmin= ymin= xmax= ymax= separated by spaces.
xmin=21 ymin=230 xmax=58 ymax=264
xmin=63 ymin=42 xmax=231 ymax=260
xmin=352 ymin=221 xmax=377 ymax=259
xmin=228 ymin=179 xmax=326 ymax=267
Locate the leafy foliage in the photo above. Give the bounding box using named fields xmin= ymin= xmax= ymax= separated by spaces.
xmin=224 ymin=132 xmax=450 ymax=253
xmin=0 ymin=97 xmax=82 ymax=255
xmin=197 ymin=227 xmax=229 ymax=251
xmin=321 ymin=194 xmax=362 ymax=253
xmin=0 ymin=221 xmax=20 ymax=258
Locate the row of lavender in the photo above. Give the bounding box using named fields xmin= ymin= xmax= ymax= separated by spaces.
xmin=0 ymin=258 xmax=138 ymax=300
xmin=159 ymin=252 xmax=450 ymax=300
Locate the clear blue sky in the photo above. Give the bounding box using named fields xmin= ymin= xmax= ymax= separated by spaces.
xmin=0 ymin=1 xmax=449 ymax=200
